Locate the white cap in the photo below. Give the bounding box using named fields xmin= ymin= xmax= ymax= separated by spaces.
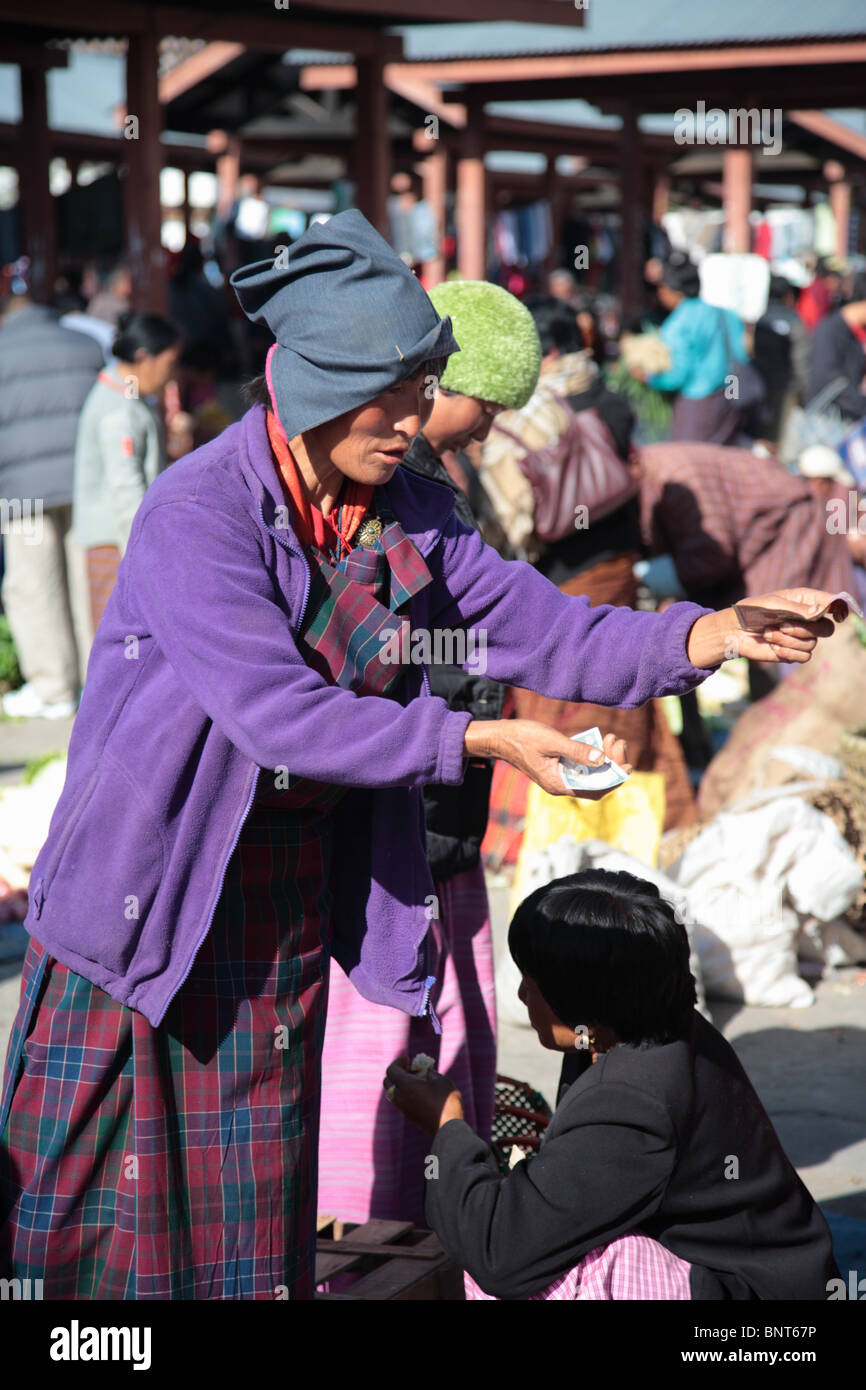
xmin=797 ymin=444 xmax=855 ymax=486
xmin=771 ymin=258 xmax=811 ymax=289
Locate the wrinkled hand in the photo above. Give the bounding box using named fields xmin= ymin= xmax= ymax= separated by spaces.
xmin=730 ymin=589 xmax=839 ymax=662
xmin=687 ymin=589 xmax=839 ymax=667
xmin=493 ymin=722 xmax=632 ymax=799
xmin=384 ymin=1055 xmax=464 ymax=1135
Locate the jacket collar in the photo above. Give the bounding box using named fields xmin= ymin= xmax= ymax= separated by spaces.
xmin=239 ymin=403 xmax=457 ymax=558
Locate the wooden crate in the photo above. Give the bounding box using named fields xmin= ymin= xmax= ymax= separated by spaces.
xmin=315 ymin=1216 xmax=464 ymax=1300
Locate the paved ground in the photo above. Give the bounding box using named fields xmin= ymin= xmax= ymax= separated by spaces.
xmin=0 ymin=710 xmax=75 ymax=789
xmin=0 ymin=712 xmax=864 ymax=1270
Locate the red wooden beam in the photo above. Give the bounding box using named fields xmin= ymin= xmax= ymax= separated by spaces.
xmin=124 ymin=17 xmax=166 ymax=314
xmin=18 ymin=64 xmax=56 ymax=301
xmin=398 ymin=40 xmax=866 ymax=86
xmin=789 ymin=111 xmax=866 ymax=166
xmin=0 ymin=1 xmax=402 ymax=57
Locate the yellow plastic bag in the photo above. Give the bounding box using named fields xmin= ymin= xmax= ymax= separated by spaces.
xmin=509 ymin=772 xmax=666 ymax=920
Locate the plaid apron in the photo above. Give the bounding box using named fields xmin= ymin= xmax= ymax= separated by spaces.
xmin=0 ymin=491 xmax=431 ymax=1300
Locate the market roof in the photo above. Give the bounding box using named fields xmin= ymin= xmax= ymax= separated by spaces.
xmin=396 ymin=2 xmax=866 ymax=61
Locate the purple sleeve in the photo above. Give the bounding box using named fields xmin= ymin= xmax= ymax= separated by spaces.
xmin=427 ymin=513 xmax=721 ymax=708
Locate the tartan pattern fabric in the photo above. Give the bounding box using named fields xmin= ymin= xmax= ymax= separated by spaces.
xmin=639 ymin=442 xmax=855 ymax=607
xmin=463 ymin=1232 xmax=693 ymax=1301
xmin=300 ymin=494 xmax=432 ymax=697
xmin=0 ymin=773 xmax=344 ymax=1300
xmin=0 ymin=487 xmax=434 ymax=1299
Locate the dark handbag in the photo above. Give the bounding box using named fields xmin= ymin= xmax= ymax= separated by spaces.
xmin=492 ymin=398 xmax=638 ymax=544
xmin=719 ymin=308 xmax=766 ymax=414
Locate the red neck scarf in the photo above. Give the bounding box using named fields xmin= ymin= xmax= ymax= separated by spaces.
xmin=264 ymin=344 xmax=373 ymax=560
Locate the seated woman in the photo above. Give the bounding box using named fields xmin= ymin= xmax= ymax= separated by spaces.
xmin=385 ymin=869 xmax=838 ymax=1300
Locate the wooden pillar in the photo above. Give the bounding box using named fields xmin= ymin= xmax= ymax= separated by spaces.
xmin=456 ymin=100 xmax=486 ymax=281
xmin=420 ymin=145 xmax=447 ymax=286
xmin=825 ymin=161 xmax=851 ymax=261
xmin=211 ymin=131 xmax=242 ymax=218
xmin=544 ymin=155 xmax=563 ymax=275
xmin=618 ymin=102 xmax=642 ymax=320
xmin=722 ymin=147 xmax=752 ymax=254
xmin=181 ymin=169 xmax=191 ymax=241
xmin=125 ymin=16 xmax=166 ymax=312
xmin=18 ymin=64 xmax=55 ymax=302
xmin=355 ymin=55 xmax=389 ymax=236
xmin=652 ymin=168 xmax=671 ymax=226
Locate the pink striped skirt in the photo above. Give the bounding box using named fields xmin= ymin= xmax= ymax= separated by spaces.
xmin=318 ymin=860 xmax=496 ymax=1227
xmin=464 ymin=1232 xmax=693 ymax=1301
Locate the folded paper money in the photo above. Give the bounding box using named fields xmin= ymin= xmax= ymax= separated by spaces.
xmin=559 ymin=726 xmax=630 ymax=794
xmin=734 ymin=590 xmax=864 ymax=628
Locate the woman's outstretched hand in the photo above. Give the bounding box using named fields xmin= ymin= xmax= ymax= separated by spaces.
xmin=464 ymin=720 xmax=632 ymax=799
xmin=383 ymin=1055 xmax=464 ymax=1136
xmin=686 ymin=589 xmax=841 ymax=667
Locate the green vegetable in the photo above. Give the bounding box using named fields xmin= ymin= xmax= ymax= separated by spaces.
xmin=0 ymin=615 xmax=22 ymax=690
xmin=605 ymin=361 xmax=673 ymax=442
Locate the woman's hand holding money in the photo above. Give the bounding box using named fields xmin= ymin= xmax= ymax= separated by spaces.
xmin=686 ymin=588 xmax=845 ymax=668
xmin=464 ymin=720 xmax=632 ymax=799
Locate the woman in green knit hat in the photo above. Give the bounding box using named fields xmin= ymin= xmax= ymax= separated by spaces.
xmin=316 ymin=282 xmax=564 ymax=1225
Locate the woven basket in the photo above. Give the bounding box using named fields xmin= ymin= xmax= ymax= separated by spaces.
xmin=491 ymin=1074 xmax=552 ymax=1174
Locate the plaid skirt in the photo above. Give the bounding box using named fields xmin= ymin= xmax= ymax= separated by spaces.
xmin=0 ymin=773 xmax=344 ymax=1300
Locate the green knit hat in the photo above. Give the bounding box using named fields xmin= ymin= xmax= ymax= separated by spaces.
xmin=427 ymin=280 xmax=542 ymax=411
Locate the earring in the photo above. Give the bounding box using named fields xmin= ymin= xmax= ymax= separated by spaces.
xmin=574 ymin=1024 xmax=594 ymax=1051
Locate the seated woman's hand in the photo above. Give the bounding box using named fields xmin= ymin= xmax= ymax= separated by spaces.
xmin=465 ymin=721 xmax=632 ymax=799
xmin=686 ymin=589 xmax=840 ymax=667
xmin=383 ymin=1055 xmax=465 ymax=1136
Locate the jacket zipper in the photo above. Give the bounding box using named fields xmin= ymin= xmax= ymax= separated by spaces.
xmin=160 ymin=500 xmax=314 ymax=1018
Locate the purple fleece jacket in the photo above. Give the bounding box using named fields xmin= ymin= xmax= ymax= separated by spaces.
xmin=24 ymin=405 xmax=718 ymax=1028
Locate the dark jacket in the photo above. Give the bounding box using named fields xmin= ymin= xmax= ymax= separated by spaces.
xmin=401 ymin=433 xmax=505 ymax=881
xmin=425 ymin=1010 xmax=837 ymax=1300
xmin=0 ymin=304 xmax=104 ymax=507
xmin=754 ymin=300 xmax=811 ymax=398
xmin=807 ymin=309 xmax=866 ymax=420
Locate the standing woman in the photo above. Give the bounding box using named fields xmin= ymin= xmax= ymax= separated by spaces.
xmin=638 ymin=252 xmax=748 ymax=445
xmin=318 ymin=280 xmax=539 ymax=1224
xmin=73 ymin=312 xmax=180 ymax=635
xmin=0 ymin=212 xmax=839 ymax=1300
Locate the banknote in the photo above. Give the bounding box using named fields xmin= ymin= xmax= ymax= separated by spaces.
xmin=559 ymin=726 xmax=630 ymax=793
xmin=734 ymin=590 xmax=864 ymax=628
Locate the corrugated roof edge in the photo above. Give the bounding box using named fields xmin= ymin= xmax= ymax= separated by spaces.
xmin=344 ymin=31 xmax=866 ymax=64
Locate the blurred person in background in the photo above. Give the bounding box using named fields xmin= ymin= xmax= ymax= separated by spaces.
xmin=797 ymin=443 xmax=866 ymax=615
xmin=0 ymin=290 xmax=103 ymax=719
xmin=798 ymin=255 xmax=844 ymax=334
xmin=318 ymin=279 xmax=541 ymax=1225
xmin=168 ymin=237 xmax=233 ymax=370
xmin=73 ymin=312 xmax=180 ymax=636
xmin=61 ymin=259 xmax=133 ymax=362
xmin=639 ymin=440 xmax=857 ymax=701
xmin=547 ymin=268 xmax=579 ymax=305
xmin=752 ymin=276 xmax=811 ymax=442
xmin=807 ymin=269 xmax=866 ymax=423
xmin=634 ymin=251 xmax=748 ymax=445
xmin=480 ymin=295 xmax=698 ymax=834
